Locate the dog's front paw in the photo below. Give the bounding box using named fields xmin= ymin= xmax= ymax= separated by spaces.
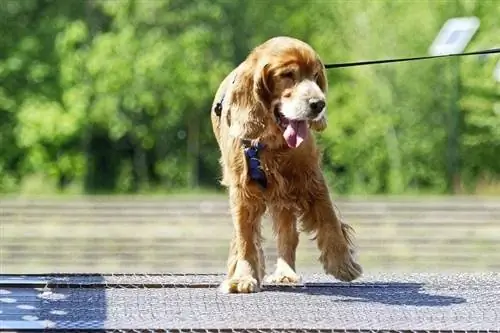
xmin=265 ymin=272 xmax=302 ymax=284
xmin=321 ymin=248 xmax=362 ymax=282
xmin=219 ymin=276 xmax=260 ymax=294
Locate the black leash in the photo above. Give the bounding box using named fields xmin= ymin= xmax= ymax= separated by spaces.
xmin=324 ymin=47 xmax=500 ymax=69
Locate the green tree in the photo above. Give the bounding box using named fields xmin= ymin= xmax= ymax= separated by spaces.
xmin=0 ymin=0 xmax=498 ymax=195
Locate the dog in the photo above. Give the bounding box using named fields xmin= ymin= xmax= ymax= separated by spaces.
xmin=210 ymin=36 xmax=362 ymax=293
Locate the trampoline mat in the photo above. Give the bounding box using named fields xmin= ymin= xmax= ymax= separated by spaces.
xmin=1 ymin=272 xmax=499 ymax=332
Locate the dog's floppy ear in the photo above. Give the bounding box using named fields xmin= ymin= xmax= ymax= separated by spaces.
xmin=227 ymin=62 xmax=269 ymax=139
xmin=310 ymin=62 xmax=328 ymax=132
xmin=316 ymin=62 xmax=328 ymax=93
xmin=253 ymin=62 xmax=272 ymax=108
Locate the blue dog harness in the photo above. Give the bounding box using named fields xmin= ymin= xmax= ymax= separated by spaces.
xmin=240 ymin=139 xmax=267 ymax=190
xmin=213 ymin=77 xmax=268 ymax=190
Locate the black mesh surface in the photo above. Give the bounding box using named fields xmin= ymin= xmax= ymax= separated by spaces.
xmin=1 ymin=273 xmax=499 ymax=332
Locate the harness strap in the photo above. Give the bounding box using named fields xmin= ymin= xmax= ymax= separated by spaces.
xmin=241 ymin=139 xmax=267 ymax=190
xmin=213 ymin=74 xmax=237 ymax=117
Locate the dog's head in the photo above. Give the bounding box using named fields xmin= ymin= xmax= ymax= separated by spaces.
xmin=246 ymin=36 xmax=328 ymax=148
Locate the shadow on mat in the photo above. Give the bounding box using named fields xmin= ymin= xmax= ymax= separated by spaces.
xmin=265 ymin=282 xmax=466 ymax=307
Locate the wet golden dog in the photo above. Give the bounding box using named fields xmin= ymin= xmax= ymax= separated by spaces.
xmin=210 ymin=36 xmax=362 ymax=293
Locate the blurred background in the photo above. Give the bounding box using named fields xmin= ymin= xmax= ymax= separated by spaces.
xmin=1 ymin=0 xmax=499 ymax=275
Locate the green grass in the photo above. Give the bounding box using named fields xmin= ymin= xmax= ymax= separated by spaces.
xmin=4 ymin=169 xmax=500 ymax=198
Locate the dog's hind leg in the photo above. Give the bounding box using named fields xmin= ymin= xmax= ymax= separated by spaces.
xmin=265 ymin=206 xmax=301 ymax=284
xmin=219 ymin=185 xmax=266 ymax=293
xmin=300 ymin=174 xmax=362 ymax=282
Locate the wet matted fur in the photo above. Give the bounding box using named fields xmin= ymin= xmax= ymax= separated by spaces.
xmin=210 ymin=36 xmax=362 ymax=293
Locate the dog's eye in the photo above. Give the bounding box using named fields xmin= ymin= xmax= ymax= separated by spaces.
xmin=280 ymin=70 xmax=294 ymax=79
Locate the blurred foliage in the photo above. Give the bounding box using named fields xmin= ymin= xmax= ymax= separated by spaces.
xmin=0 ymin=0 xmax=498 ymax=195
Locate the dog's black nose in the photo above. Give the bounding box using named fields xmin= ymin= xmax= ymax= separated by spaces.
xmin=309 ymin=99 xmax=326 ymax=115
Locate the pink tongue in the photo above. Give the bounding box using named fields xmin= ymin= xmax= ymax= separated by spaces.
xmin=283 ymin=120 xmax=308 ymax=148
